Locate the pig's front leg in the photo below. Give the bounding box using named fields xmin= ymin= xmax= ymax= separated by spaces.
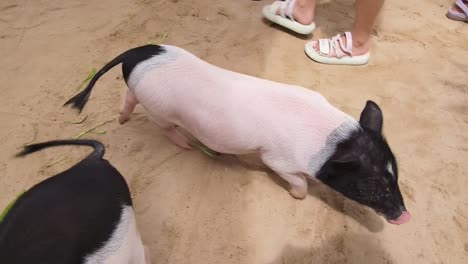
xmin=280 ymin=172 xmax=308 ymax=199
xmin=119 ymin=89 xmax=139 ymax=124
xmin=262 ymin=153 xmax=308 ymax=199
xmin=144 ymin=245 xmax=152 ymax=264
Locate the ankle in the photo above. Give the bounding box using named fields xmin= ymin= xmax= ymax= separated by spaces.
xmin=353 ymin=38 xmax=369 ymax=48
xmin=295 ymin=0 xmax=314 ymax=8
xmin=349 ymin=31 xmax=370 ymax=49
xmin=351 ymin=39 xmax=370 ymax=55
xmin=293 ymin=2 xmax=315 ymax=24
xmin=293 ymin=5 xmax=314 ymax=25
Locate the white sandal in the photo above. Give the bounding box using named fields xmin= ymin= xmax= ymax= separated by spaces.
xmin=446 ymin=0 xmax=468 ymax=22
xmin=262 ymin=0 xmax=316 ymax=35
xmin=304 ymin=32 xmax=370 ymax=65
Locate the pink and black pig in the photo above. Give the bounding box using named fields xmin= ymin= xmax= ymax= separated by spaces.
xmin=65 ymin=44 xmax=410 ymax=225
xmin=0 ymin=140 xmax=151 ymax=263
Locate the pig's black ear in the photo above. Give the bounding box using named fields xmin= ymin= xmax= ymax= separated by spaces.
xmin=359 ymin=100 xmax=383 ymax=133
xmin=318 ymin=153 xmax=360 ymax=182
xmin=329 ymin=153 xmax=360 ymax=171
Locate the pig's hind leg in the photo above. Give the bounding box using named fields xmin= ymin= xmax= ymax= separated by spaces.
xmin=151 ymin=118 xmax=193 ymax=150
xmin=162 ymin=126 xmax=193 ymax=150
xmin=118 ymin=89 xmax=191 ymax=150
xmin=119 ymin=89 xmax=138 ymax=124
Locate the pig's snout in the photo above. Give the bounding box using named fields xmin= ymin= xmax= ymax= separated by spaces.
xmin=386 ymin=210 xmax=411 ymax=225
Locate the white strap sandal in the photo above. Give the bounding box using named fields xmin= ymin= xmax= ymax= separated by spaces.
xmin=304 ymin=32 xmax=370 ymax=65
xmin=262 ymin=0 xmax=316 ymax=35
xmin=446 ymin=0 xmax=468 ymax=22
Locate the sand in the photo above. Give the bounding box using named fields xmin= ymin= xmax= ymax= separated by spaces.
xmin=0 ymin=0 xmax=467 ymax=263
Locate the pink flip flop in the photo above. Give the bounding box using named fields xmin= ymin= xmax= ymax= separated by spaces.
xmin=447 ymin=0 xmax=468 ymax=22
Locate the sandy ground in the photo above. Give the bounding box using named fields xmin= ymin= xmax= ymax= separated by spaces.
xmin=1 ymin=0 xmax=467 ymax=263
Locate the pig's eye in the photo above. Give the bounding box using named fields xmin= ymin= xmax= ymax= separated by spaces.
xmin=383 ymin=187 xmax=392 ymax=197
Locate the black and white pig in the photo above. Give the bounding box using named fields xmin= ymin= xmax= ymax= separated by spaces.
xmin=64 ymin=44 xmax=410 ymax=225
xmin=0 ymin=139 xmax=151 ymax=264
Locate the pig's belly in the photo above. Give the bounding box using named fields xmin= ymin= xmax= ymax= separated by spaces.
xmin=136 ymin=100 xmax=258 ymax=154
xmin=179 ymin=110 xmax=264 ymax=155
xmin=191 ymin=129 xmax=261 ymax=155
xmin=85 ymin=206 xmax=145 ymax=264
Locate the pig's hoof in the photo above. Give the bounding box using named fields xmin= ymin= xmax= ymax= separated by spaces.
xmin=118 ymin=115 xmax=129 ymax=124
xmin=177 ymin=142 xmax=193 ymax=150
xmin=290 ymin=188 xmax=307 ymax=199
xmin=182 ymin=145 xmax=193 ymax=150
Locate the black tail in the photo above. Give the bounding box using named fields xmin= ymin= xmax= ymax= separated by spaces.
xmin=63 ymin=50 xmax=129 ymax=113
xmin=16 ymin=139 xmax=105 ymax=160
xmin=64 ymin=44 xmax=166 ymax=113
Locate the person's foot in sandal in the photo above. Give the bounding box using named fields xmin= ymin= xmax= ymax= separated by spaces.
xmin=447 ymin=0 xmax=468 ymax=22
xmin=303 ymin=0 xmax=385 ymax=65
xmin=304 ymin=32 xmax=370 ymax=65
xmin=262 ymin=0 xmax=317 ymax=35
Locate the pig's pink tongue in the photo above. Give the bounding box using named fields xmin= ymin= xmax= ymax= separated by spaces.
xmin=387 ymin=211 xmax=410 ymax=225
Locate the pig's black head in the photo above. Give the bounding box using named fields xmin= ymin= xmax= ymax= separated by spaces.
xmin=317 ymin=101 xmax=410 ymax=225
